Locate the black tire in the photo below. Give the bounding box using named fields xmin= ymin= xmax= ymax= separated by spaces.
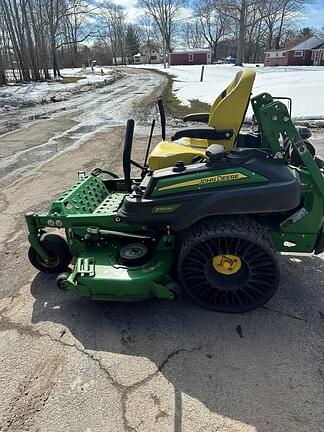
xmin=28 ymin=234 xmax=72 ymax=274
xmin=165 ymin=281 xmax=181 ymax=301
xmin=178 ymin=216 xmax=280 ymax=313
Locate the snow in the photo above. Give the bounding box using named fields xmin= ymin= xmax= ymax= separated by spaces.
xmin=131 ymin=64 xmax=324 ymax=119
xmin=0 ymin=67 xmax=114 ymax=109
xmin=2 ymin=63 xmax=324 ymax=118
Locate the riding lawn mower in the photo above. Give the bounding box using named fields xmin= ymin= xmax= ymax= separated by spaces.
xmin=26 ymin=69 xmax=324 ymax=313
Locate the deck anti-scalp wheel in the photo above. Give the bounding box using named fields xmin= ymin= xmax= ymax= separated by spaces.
xmin=28 ymin=234 xmax=72 ymax=274
xmin=178 ymin=217 xmax=280 ymax=313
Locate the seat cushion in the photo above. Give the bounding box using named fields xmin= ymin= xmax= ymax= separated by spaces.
xmin=148 ymin=141 xmax=206 ymax=170
xmin=176 ymin=136 xmax=235 ymax=151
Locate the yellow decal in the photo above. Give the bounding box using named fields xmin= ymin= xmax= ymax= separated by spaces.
xmin=158 ymin=172 xmax=248 ymax=192
xmin=213 ymin=255 xmax=242 ymax=275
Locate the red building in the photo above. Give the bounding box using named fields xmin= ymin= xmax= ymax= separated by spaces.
xmin=169 ymin=49 xmax=212 ymax=66
xmin=312 ymin=44 xmax=324 ymax=66
xmin=264 ymin=35 xmax=324 ymax=66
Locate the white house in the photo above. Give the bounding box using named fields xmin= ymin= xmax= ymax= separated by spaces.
xmin=133 ymin=42 xmax=161 ymax=64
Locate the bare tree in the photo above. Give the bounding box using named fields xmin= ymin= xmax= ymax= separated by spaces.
xmin=137 ymin=16 xmax=154 ymax=44
xmin=98 ymin=1 xmax=127 ymax=65
xmin=138 ymin=0 xmax=185 ymax=66
xmin=273 ymin=0 xmax=310 ymax=49
xmin=182 ymin=21 xmax=205 ymax=49
xmin=194 ymin=0 xmax=233 ymax=60
xmin=0 ymin=0 xmax=94 ymax=83
xmin=218 ymin=0 xmax=267 ymax=65
xmin=218 ymin=0 xmax=310 ymax=65
xmin=60 ymin=0 xmax=94 ymax=67
xmin=44 ymin=0 xmax=93 ymax=77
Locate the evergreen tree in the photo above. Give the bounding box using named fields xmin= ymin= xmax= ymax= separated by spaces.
xmin=125 ymin=25 xmax=140 ymax=62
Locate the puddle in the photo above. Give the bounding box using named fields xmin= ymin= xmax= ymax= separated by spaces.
xmin=0 ymin=105 xmax=77 ymax=136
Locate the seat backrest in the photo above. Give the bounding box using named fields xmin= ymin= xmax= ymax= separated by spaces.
xmin=208 ymin=69 xmax=256 ymax=149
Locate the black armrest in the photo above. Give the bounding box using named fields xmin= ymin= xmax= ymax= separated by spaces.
xmin=315 ymin=156 xmax=324 ymax=168
xmin=172 ymin=127 xmax=233 ymax=141
xmin=183 ymin=113 xmax=209 ymax=123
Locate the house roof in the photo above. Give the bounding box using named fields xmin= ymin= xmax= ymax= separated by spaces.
xmin=264 ymin=48 xmax=287 ymax=53
xmin=170 ymin=48 xmax=212 ymax=55
xmin=313 ymin=43 xmax=324 ymax=50
xmin=292 ymin=35 xmax=324 ymax=50
xmin=141 ymin=42 xmax=159 ymax=50
xmin=264 ymin=34 xmax=324 ymax=54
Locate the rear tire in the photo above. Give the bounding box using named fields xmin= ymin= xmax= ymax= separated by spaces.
xmin=178 ymin=216 xmax=280 ymax=313
xmin=28 ymin=234 xmax=72 ymax=274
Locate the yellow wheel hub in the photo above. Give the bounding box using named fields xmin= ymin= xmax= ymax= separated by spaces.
xmin=212 ymin=254 xmax=242 ymax=275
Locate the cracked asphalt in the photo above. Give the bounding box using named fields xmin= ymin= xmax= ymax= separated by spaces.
xmin=0 ymin=70 xmax=324 ymax=432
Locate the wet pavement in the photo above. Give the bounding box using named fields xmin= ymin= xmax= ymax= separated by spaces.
xmin=0 ymin=68 xmax=166 ymax=182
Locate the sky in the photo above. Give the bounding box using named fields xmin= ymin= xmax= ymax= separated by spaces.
xmin=110 ymin=0 xmax=324 ymax=30
xmin=301 ymin=0 xmax=324 ymax=29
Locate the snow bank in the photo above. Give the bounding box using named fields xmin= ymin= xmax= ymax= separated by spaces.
xmin=0 ymin=67 xmax=114 ymax=110
xmin=132 ymin=64 xmax=324 ymax=119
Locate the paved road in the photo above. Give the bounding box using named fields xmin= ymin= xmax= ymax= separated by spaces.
xmin=0 ymin=67 xmax=165 ymax=181
xmin=0 ymin=71 xmax=324 ymax=432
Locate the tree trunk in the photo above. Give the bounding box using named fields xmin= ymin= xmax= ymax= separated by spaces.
xmin=213 ymin=40 xmax=218 ymax=60
xmin=275 ymin=5 xmax=287 ymax=50
xmin=0 ymin=55 xmax=7 ymax=85
xmin=52 ymin=43 xmax=61 ymax=78
xmin=235 ymin=0 xmax=246 ymax=66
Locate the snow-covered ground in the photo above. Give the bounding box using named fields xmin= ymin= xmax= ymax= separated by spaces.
xmin=0 ymin=67 xmax=115 ymax=109
xmin=132 ymin=64 xmax=324 ymax=119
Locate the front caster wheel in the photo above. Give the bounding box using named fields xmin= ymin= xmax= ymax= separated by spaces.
xmin=56 ymin=272 xmax=70 ymax=290
xmin=178 ymin=217 xmax=280 ymax=313
xmin=28 ymin=234 xmax=72 ymax=274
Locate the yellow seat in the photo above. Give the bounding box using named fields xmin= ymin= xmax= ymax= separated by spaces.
xmin=148 ymin=141 xmax=206 ymax=170
xmin=148 ymin=69 xmax=256 ymax=171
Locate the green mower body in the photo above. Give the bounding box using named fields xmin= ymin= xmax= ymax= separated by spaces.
xmin=25 ymin=91 xmax=324 ymax=312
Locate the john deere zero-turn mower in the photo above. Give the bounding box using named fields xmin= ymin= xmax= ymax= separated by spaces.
xmin=26 ymin=69 xmax=324 ymax=312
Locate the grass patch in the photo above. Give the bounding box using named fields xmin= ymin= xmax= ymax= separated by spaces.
xmin=50 ymin=76 xmax=85 ymax=84
xmin=160 ymin=72 xmax=211 ymax=118
xmin=61 ymin=76 xmax=85 ymax=84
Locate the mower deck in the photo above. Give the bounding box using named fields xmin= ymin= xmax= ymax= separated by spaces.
xmin=61 ymin=238 xmax=175 ymax=301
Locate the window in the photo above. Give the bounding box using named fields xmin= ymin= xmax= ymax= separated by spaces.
xmin=282 ymin=52 xmax=286 ymax=57
xmin=267 ymin=53 xmax=270 ymax=57
xmin=276 ymin=52 xmax=279 ymax=56
xmin=294 ymin=50 xmax=304 ymax=57
xmin=150 ymin=55 xmax=157 ymax=60
xmin=189 ymin=53 xmax=194 ymax=61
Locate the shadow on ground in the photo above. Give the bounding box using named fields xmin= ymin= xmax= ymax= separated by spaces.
xmin=30 ymin=254 xmax=324 ymax=432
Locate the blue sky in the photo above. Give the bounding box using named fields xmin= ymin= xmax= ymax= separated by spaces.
xmin=110 ymin=0 xmax=324 ymax=30
xmin=302 ymin=0 xmax=324 ymax=28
